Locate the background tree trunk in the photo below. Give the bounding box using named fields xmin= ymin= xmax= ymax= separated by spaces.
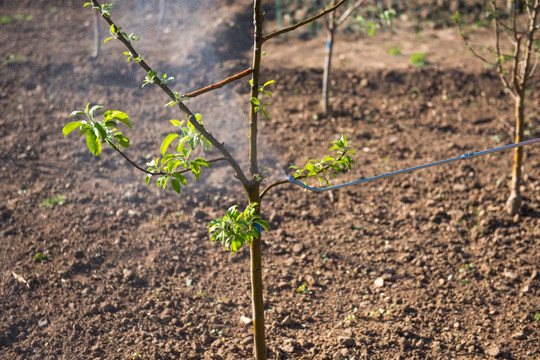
xmin=508 ymin=0 xmax=523 ymax=13
xmin=321 ymin=11 xmax=335 ymax=113
xmin=92 ymin=10 xmax=100 ymax=59
xmin=506 ymin=96 xmax=525 ymax=215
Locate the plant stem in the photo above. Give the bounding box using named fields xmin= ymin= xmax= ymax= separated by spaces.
xmin=182 ymin=68 xmax=253 ymax=99
xmin=263 ymin=0 xmax=348 ymax=41
xmin=250 ymin=0 xmax=263 ymax=180
xmin=248 ymin=187 xmax=266 ymax=360
xmin=112 ymin=145 xmax=228 ymax=176
xmin=92 ymin=10 xmax=100 ymax=59
xmin=249 ymin=2 xmax=266 ymax=359
xmin=507 ymin=95 xmax=525 ymax=215
xmin=259 ymin=178 xmax=290 ymax=200
xmin=321 ymin=10 xmax=335 ymax=113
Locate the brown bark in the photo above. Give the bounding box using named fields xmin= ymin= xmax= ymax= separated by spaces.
xmin=249 ymin=1 xmax=266 ymax=358
xmin=321 ymin=12 xmax=335 ymax=113
xmin=506 ymin=96 xmax=525 ymax=215
xmin=248 ymin=188 xmax=266 ymax=360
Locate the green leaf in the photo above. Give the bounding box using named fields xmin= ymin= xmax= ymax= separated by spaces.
xmin=114 ymin=132 xmax=130 ymax=148
xmin=62 ymin=121 xmax=84 ymax=136
xmin=104 ymin=110 xmax=131 ymax=128
xmin=251 ymin=97 xmax=260 ymax=106
xmin=190 ymin=161 xmax=201 ymax=180
xmin=173 ymin=172 xmax=187 ymax=185
xmin=88 ymin=104 xmax=103 ymax=118
xmin=160 ymin=133 xmax=179 ymax=155
xmin=94 ymin=121 xmax=108 ymax=140
xmin=104 ymin=120 xmax=117 ymax=128
xmin=86 ymin=130 xmax=102 ymax=156
xmin=145 ymin=173 xmax=152 ymax=185
xmin=256 ymin=219 xmax=270 ymax=232
xmin=78 ymin=127 xmax=90 ymax=137
xmin=201 ymin=137 xmax=212 ymax=150
xmin=194 ymin=158 xmax=210 ymax=167
xmin=69 ymin=110 xmax=85 ymax=118
xmin=171 ymin=179 xmax=181 ymax=194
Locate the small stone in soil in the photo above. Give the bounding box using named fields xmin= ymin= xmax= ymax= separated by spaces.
xmin=510 ymin=331 xmax=525 ymax=340
xmin=240 ymin=316 xmax=251 ymax=325
xmin=292 ymin=243 xmax=303 ymax=253
xmin=281 ymin=315 xmax=293 ymax=326
xmin=374 ymin=277 xmax=384 ymax=287
xmin=100 ymin=302 xmax=115 ymax=313
xmin=338 ymin=336 xmax=355 ymax=347
xmin=281 ymin=342 xmax=295 ymax=353
xmin=485 ymin=345 xmax=501 ymax=357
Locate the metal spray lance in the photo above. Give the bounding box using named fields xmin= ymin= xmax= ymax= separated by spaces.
xmin=288 ymin=138 xmax=540 ymax=192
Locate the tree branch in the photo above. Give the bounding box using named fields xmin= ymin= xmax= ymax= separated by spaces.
xmin=263 ymin=0 xmax=349 ymax=42
xmin=259 ymin=178 xmax=290 ymax=200
xmin=456 ymin=19 xmax=490 ymax=64
xmin=112 ymin=145 xmax=228 ymax=176
xmin=492 ymin=2 xmax=518 ymax=100
xmin=336 ymin=0 xmax=365 ymax=27
xmin=112 ymin=146 xmax=153 ymax=174
xmin=90 ymin=0 xmax=250 ymax=188
xmin=260 ymin=149 xmax=351 ymax=200
xmin=182 ymin=68 xmax=253 ymax=99
xmin=522 ymin=3 xmax=540 ymax=86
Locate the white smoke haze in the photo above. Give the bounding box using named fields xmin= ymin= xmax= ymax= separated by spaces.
xmin=78 ymin=0 xmax=285 ymax=197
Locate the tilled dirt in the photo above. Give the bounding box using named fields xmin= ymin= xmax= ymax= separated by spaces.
xmin=1 ymin=1 xmax=539 ymax=360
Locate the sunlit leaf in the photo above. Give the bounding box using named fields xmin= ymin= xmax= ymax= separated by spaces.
xmin=62 ymin=121 xmax=84 ymax=136
xmin=160 ymin=133 xmax=179 ymax=155
xmin=104 ymin=110 xmax=131 ymax=128
xmin=86 ymin=131 xmax=101 ymax=156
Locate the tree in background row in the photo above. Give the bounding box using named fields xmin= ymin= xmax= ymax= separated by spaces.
xmin=455 ymin=0 xmax=539 ymax=215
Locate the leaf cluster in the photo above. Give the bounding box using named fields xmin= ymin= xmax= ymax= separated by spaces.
xmin=107 ymin=24 xmax=140 ymax=48
xmin=63 ymin=103 xmax=131 ymax=156
xmin=145 ymin=115 xmax=212 ymax=194
xmin=208 ymin=203 xmax=269 ymax=253
xmin=290 ymin=134 xmax=355 ymax=187
xmin=85 ymin=3 xmax=141 ymax=47
xmin=250 ymin=79 xmax=275 ymax=119
xmin=143 ymin=70 xmax=174 ymax=88
xmin=84 ymin=2 xmax=112 ymax=18
xmin=40 ymin=194 xmax=65 ymax=208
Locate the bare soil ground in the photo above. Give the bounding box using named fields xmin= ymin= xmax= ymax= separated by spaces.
xmin=1 ymin=1 xmax=539 ymax=360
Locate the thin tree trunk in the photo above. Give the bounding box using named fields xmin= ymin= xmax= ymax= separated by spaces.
xmin=92 ymin=10 xmax=100 ymax=59
xmin=249 ymin=0 xmax=266 ymax=358
xmin=158 ymin=0 xmax=165 ymax=24
xmin=321 ymin=11 xmax=335 ymax=113
xmin=506 ymin=96 xmax=525 ymax=215
xmin=249 ymin=192 xmax=266 ymax=360
xmin=508 ymin=0 xmax=522 ymax=13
